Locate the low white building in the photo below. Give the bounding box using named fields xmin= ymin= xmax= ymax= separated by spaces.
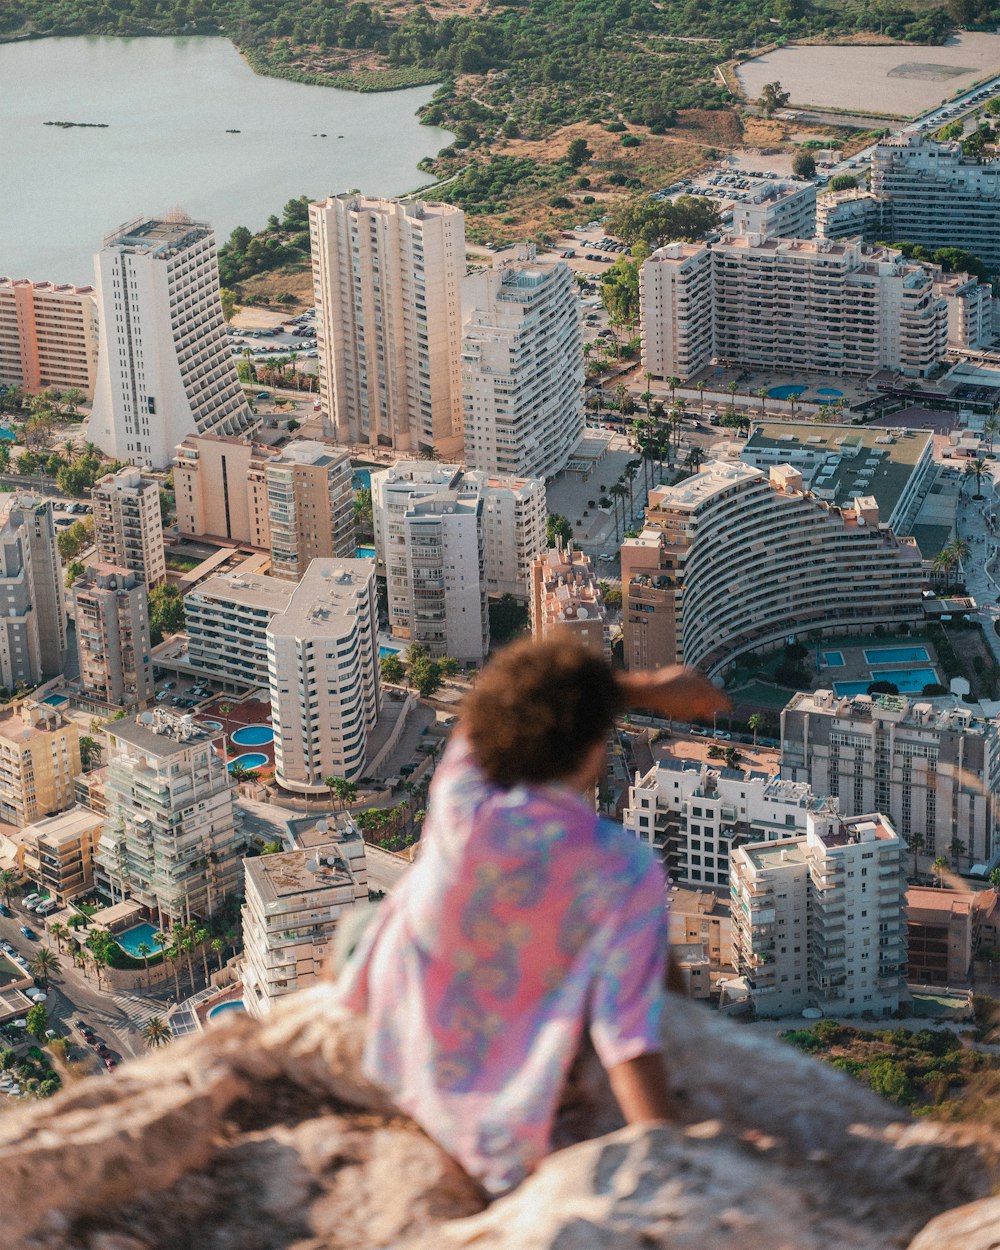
xmin=242 ymin=817 xmax=368 ymax=1017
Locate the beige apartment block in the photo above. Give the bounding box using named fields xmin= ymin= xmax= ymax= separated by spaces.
xmin=730 ymin=810 xmax=907 ymax=1018
xmin=530 ymin=545 xmax=609 ymax=655
xmin=310 ymin=195 xmax=465 ymax=457
xmin=731 ymin=181 xmax=817 ymax=239
xmin=89 ymin=215 xmax=256 ymax=468
xmin=242 ymin=823 xmax=368 ymax=1018
xmin=21 ymin=805 xmax=104 ymax=904
xmin=621 ymin=530 xmax=680 ymax=672
xmin=72 ymin=563 xmax=154 ymax=711
xmin=92 ymin=466 xmax=166 ymax=587
xmin=906 ymin=886 xmax=979 ymax=987
xmin=462 ymin=251 xmax=584 ymax=479
xmin=0 ymin=701 xmax=81 ymax=828
xmin=641 ymin=234 xmax=953 ymax=382
xmin=0 ymin=278 xmax=99 ymax=396
xmin=266 ymin=441 xmax=355 ymax=581
xmin=186 ymin=569 xmax=293 ymax=689
xmin=781 ymin=691 xmax=1000 ymax=875
xmin=95 ymin=709 xmax=241 ymax=925
xmin=267 ymin=560 xmax=381 ymax=793
xmin=173 ymin=433 xmax=276 ymax=547
xmin=626 ymin=461 xmax=923 ymax=677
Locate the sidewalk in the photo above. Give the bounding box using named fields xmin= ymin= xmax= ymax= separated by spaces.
xmin=955 ymin=466 xmax=1000 ymax=667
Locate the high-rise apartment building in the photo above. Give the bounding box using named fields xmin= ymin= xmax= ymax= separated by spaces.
xmin=71 ymin=563 xmax=154 ymax=711
xmin=373 ymin=463 xmax=491 ymax=661
xmin=265 ymin=441 xmax=355 ymax=581
xmin=624 ymin=759 xmax=839 ymax=890
xmin=816 ymin=188 xmax=884 ymax=242
xmin=0 ymin=496 xmax=66 ymax=687
xmin=462 ymin=253 xmax=583 ymax=479
xmin=267 ymin=560 xmax=381 ymax=793
xmin=173 ymin=433 xmax=277 ymax=547
xmin=310 ymin=195 xmax=465 ymax=457
xmin=781 ymin=690 xmax=1000 ymax=875
xmin=479 ymin=474 xmax=546 ymax=598
xmin=0 ymin=701 xmax=81 ymax=828
xmin=730 ymin=809 xmax=907 ymax=1018
xmin=89 ymin=215 xmax=256 ymax=468
xmin=731 ymin=181 xmax=817 ymax=239
xmin=0 ymin=278 xmax=100 ymax=396
xmin=242 ymin=819 xmax=368 ymax=1017
xmin=92 ymin=466 xmax=166 ymax=587
xmin=186 ymin=569 xmax=293 ymax=689
xmin=622 ymin=462 xmax=923 ymax=677
xmin=641 ymin=235 xmax=950 ymax=382
xmin=871 ymin=133 xmax=1000 ymax=271
xmin=530 ymin=546 xmax=609 ymax=655
xmin=95 ymin=709 xmax=242 ymax=925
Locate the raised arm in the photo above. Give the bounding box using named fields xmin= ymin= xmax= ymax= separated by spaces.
xmin=616 ymin=665 xmax=731 ymax=722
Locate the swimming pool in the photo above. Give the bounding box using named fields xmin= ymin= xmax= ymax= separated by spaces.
xmin=208 ymin=999 xmax=246 ymax=1021
xmin=834 ymin=668 xmax=940 ymax=697
xmin=816 ymin=388 xmax=845 ymax=405
xmin=231 ymin=724 xmax=274 ymax=747
xmin=352 ymin=467 xmax=373 ymax=491
xmin=355 ymin=545 xmax=376 ymax=559
xmin=229 ymin=752 xmax=268 ymax=772
xmin=768 ymin=384 xmax=808 ymax=400
xmin=863 ymin=646 xmax=930 ymax=665
xmin=42 ymin=693 xmax=68 ymax=707
xmin=822 ymin=651 xmax=845 ymax=667
xmin=199 ymin=719 xmax=223 ymax=732
xmin=379 ymin=644 xmax=403 ymax=659
xmin=0 ymin=428 xmax=15 ymax=443
xmin=116 ymin=923 xmax=165 ymax=959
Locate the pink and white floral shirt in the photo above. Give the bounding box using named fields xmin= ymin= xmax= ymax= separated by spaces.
xmin=334 ymin=737 xmax=667 ymax=1195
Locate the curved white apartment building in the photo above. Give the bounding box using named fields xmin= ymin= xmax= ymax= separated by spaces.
xmin=630 ymin=461 xmax=923 ymax=676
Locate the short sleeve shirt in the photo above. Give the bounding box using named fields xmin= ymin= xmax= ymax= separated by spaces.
xmin=334 ymin=737 xmax=667 ymax=1195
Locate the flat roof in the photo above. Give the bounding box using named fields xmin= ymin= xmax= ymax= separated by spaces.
xmin=189 ymin=570 xmax=294 ymax=614
xmin=109 ymin=709 xmax=221 ymax=758
xmin=744 ymin=839 xmax=807 ymax=871
xmin=268 ymin=559 xmax=373 ymax=635
xmin=244 ymin=842 xmax=359 ymax=903
xmin=743 ymin=422 xmax=932 ymax=527
xmin=24 ymin=805 xmax=102 ymax=847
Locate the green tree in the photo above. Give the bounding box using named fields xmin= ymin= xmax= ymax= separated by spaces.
xmin=28 ymin=946 xmax=59 ymax=988
xmin=828 ymin=174 xmax=858 ymax=192
xmin=26 ymin=1003 xmax=49 ymax=1043
xmin=566 ymin=137 xmax=591 ymax=168
xmin=758 ymin=81 xmax=790 ymax=118
xmin=489 ymin=593 xmax=529 ymax=643
xmin=219 ymin=287 xmax=239 ymax=321
xmin=606 ymin=195 xmax=720 ymax=250
xmin=142 ymin=1016 xmax=172 ymax=1049
xmin=64 ymin=559 xmax=85 ymax=589
xmin=409 ymin=653 xmax=443 ymax=698
xmin=380 ymin=653 xmax=406 ymax=684
xmin=0 ymin=868 xmax=17 ymax=906
xmin=148 ymin=583 xmax=185 ymax=644
xmin=792 ymin=151 xmax=817 ymax=180
xmin=56 ymin=519 xmax=92 ymax=561
xmin=932 ymin=855 xmax=949 ymax=887
xmin=747 ymin=713 xmax=764 ymax=749
xmin=546 ymin=513 xmax=573 ymax=547
xmin=78 ymin=735 xmax=102 ymax=770
xmin=137 ymin=941 xmax=153 ymax=988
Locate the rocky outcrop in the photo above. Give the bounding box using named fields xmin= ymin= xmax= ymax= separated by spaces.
xmin=1 ymin=988 xmax=995 ymax=1250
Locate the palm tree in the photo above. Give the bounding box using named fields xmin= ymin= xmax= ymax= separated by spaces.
xmin=747 ymin=713 xmax=764 ymax=749
xmin=984 ymin=415 xmax=998 ymax=455
xmin=667 ymin=376 xmax=679 ymax=408
xmin=137 ymin=942 xmax=152 ymax=988
xmin=614 ymin=382 xmax=629 ymax=418
xmin=142 ymin=1016 xmax=172 ymax=1049
xmin=0 ymin=868 xmax=16 ymax=907
xmin=695 ymin=380 xmax=707 ymax=416
xmin=28 ymin=946 xmax=59 ymax=988
xmin=965 ymin=457 xmax=989 ymax=499
xmin=755 ymin=388 xmax=768 ymax=421
xmin=949 ymin=836 xmax=966 ymax=872
xmin=932 ymin=855 xmax=949 ymax=887
xmin=609 ymin=483 xmax=628 ymax=542
xmin=48 ymin=920 xmax=68 ymax=953
xmin=726 ymin=380 xmax=739 ymax=416
xmin=211 ymin=937 xmax=226 ymax=973
xmin=909 ymin=830 xmax=925 ymax=880
xmin=195 ymin=926 xmax=211 ymax=985
xmin=166 ymin=946 xmax=181 ymax=1000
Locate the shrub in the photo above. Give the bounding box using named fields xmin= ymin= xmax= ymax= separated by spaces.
xmin=621 ymin=134 xmax=641 ymax=147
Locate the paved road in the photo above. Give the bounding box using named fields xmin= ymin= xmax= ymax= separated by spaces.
xmin=955 ymin=466 xmax=1000 ymax=667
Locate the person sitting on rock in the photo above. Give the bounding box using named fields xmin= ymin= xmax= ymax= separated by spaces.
xmin=333 ymin=636 xmax=728 ymax=1196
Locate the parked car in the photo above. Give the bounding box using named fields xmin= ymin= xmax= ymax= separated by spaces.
xmin=19 ymin=926 xmax=37 ymax=940
xmin=0 ymin=903 xmax=10 ymax=918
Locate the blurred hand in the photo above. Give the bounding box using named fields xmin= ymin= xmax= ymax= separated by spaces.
xmin=618 ymin=666 xmax=731 ymax=721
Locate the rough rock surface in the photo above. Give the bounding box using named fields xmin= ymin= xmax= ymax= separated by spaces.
xmin=907 ymin=1197 xmax=1000 ymax=1250
xmin=0 ymin=988 xmax=995 ymax=1250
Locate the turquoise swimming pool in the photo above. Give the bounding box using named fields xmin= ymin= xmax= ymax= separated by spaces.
xmin=863 ymin=646 xmax=930 ymax=665
xmin=768 ymin=384 xmax=808 ymax=400
xmin=231 ymin=724 xmax=274 ymax=747
xmin=355 ymin=545 xmax=376 ymax=559
xmin=208 ymin=999 xmax=246 ymax=1021
xmin=822 ymin=651 xmax=845 ymax=667
xmin=42 ymin=694 xmax=68 ymax=707
xmin=116 ymin=923 xmax=165 ymax=959
xmin=229 ymin=753 xmax=268 ymax=771
xmin=834 ymin=667 xmax=940 ymax=697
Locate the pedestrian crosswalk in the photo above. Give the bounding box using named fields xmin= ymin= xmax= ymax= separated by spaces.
xmin=110 ymin=992 xmax=167 ymax=1030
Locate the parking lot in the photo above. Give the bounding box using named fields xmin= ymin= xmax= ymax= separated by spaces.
xmin=228 ymin=306 xmax=318 ymax=362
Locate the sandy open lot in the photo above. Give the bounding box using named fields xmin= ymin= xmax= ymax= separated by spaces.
xmin=737 ymin=33 xmax=1000 ymax=117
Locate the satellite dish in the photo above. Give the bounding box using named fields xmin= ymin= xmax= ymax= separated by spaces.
xmin=316 ymin=819 xmax=328 ymax=834
xmin=305 ymin=858 xmax=318 ymax=873
xmin=139 ymin=711 xmax=154 ymax=724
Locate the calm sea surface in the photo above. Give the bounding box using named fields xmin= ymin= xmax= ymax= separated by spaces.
xmin=0 ymin=36 xmax=451 ymax=285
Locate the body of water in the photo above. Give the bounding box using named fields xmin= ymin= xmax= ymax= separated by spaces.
xmin=0 ymin=36 xmax=451 ymax=285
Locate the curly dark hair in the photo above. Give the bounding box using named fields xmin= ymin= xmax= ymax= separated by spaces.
xmin=462 ymin=638 xmax=622 ymax=788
